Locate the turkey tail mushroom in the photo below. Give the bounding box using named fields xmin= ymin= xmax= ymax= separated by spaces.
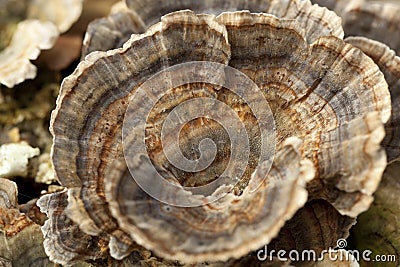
xmin=0 ymin=178 xmax=54 ymax=266
xmin=346 ymin=36 xmax=400 ymax=163
xmin=82 ymin=0 xmax=344 ymax=57
xmin=43 ymin=4 xmax=390 ymax=266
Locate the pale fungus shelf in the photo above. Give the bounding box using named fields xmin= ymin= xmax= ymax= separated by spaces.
xmin=0 ymin=142 xmax=39 ymax=178
xmin=0 ymin=0 xmax=83 ymax=88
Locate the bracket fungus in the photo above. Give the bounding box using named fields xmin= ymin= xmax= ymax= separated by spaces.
xmin=0 ymin=178 xmax=53 ymax=266
xmin=0 ymin=0 xmax=83 ymax=88
xmin=39 ymin=0 xmax=393 ymax=265
xmin=268 ymin=199 xmax=356 ymax=260
xmin=82 ymin=0 xmax=344 ymax=57
xmin=345 ymin=36 xmax=400 ymax=163
xmin=37 ymin=190 xmax=108 ymax=264
xmin=340 ymin=0 xmax=400 ymax=55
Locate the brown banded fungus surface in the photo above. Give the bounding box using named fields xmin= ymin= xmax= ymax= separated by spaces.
xmin=40 ymin=0 xmax=392 ymax=265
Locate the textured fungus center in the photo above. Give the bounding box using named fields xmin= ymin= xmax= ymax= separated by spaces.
xmin=145 ymin=83 xmax=262 ymax=190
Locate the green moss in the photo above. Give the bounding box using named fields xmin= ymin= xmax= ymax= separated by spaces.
xmin=352 ymin=162 xmax=400 ymax=267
